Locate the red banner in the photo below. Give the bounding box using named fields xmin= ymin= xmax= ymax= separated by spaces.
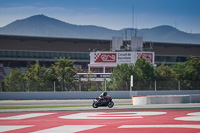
xmin=94 ymin=53 xmax=116 ymax=63
xmin=137 ymin=53 xmax=153 ymax=63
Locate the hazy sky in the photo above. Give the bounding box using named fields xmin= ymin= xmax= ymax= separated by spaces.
xmin=0 ymin=0 xmax=200 ymax=33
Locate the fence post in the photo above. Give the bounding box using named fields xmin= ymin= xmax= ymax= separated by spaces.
xmin=155 ymin=80 xmax=157 ymax=91
xmin=130 ymin=75 xmax=133 ymax=91
xmin=150 ymin=81 xmax=152 ymax=90
xmin=79 ymin=81 xmax=81 ymax=91
xmin=178 ymin=81 xmax=180 ymax=91
xmin=105 ymin=78 xmax=107 ymax=91
xmin=54 ymin=81 xmax=56 ymax=92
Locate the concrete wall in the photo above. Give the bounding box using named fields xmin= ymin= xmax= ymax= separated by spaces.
xmin=129 ymin=90 xmax=200 ymax=96
xmin=1 ymin=90 xmax=200 ymax=100
xmin=132 ymin=94 xmax=200 ymax=105
xmin=0 ymin=91 xmax=131 ymax=100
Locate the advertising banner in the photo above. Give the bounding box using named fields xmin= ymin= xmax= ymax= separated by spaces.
xmin=137 ymin=52 xmax=153 ymax=63
xmin=93 ymin=53 xmax=117 ymax=63
xmin=90 ymin=52 xmax=154 ymax=65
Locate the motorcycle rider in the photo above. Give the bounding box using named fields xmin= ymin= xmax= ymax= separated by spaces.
xmin=98 ymin=91 xmax=107 ymax=103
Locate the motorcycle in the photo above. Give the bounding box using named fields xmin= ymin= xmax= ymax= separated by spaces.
xmin=92 ymin=96 xmax=114 ymax=108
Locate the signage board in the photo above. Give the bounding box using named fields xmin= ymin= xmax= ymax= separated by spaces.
xmin=90 ymin=52 xmax=154 ymax=65
xmin=137 ymin=52 xmax=153 ymax=63
xmin=94 ymin=53 xmax=117 ymax=63
xmin=76 ymin=73 xmax=111 ymax=82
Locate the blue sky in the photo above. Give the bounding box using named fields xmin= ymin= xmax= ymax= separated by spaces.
xmin=0 ymin=0 xmax=200 ymax=33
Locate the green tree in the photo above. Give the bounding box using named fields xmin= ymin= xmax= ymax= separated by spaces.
xmin=170 ymin=56 xmax=200 ymax=90
xmin=83 ymin=71 xmax=95 ymax=91
xmin=24 ymin=61 xmax=49 ymax=91
xmin=4 ymin=68 xmax=25 ymax=92
xmin=47 ymin=64 xmax=58 ymax=82
xmin=52 ymin=57 xmax=76 ymax=91
xmin=155 ymin=63 xmax=177 ymax=90
xmin=110 ymin=63 xmax=134 ymax=90
xmin=171 ymin=62 xmax=186 ymax=81
xmin=184 ymin=56 xmax=200 ymax=81
xmin=172 ymin=56 xmax=200 ymax=81
xmin=155 ymin=63 xmax=176 ymax=81
xmin=133 ymin=59 xmax=155 ymax=90
xmin=133 ymin=59 xmax=155 ymax=81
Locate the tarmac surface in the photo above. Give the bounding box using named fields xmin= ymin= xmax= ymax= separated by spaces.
xmin=0 ymin=108 xmax=200 ymax=132
xmin=0 ymin=99 xmax=200 ymax=112
xmin=1 ymin=100 xmax=200 ymax=132
xmin=0 ymin=99 xmax=131 ymax=106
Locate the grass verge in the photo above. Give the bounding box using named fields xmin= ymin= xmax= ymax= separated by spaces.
xmin=0 ymin=105 xmax=90 ymax=110
xmin=0 ymin=104 xmax=132 ymax=110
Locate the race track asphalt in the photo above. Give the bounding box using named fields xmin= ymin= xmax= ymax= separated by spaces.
xmin=0 ymin=99 xmax=200 ymax=112
xmin=1 ymin=109 xmax=200 ymax=132
xmin=0 ymin=99 xmax=131 ymax=106
xmin=1 ymin=100 xmax=200 ymax=133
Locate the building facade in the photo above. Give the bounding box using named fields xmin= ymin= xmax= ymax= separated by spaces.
xmin=0 ymin=34 xmax=200 ymax=80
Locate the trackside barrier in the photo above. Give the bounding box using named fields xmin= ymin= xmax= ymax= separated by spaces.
xmin=132 ymin=94 xmax=200 ymax=105
xmin=1 ymin=90 xmax=200 ymax=100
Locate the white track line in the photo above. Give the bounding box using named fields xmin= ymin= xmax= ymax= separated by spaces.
xmin=118 ymin=125 xmax=200 ymax=129
xmin=0 ymin=113 xmax=55 ymax=120
xmin=31 ymin=125 xmax=104 ymax=133
xmin=0 ymin=125 xmax=33 ymax=132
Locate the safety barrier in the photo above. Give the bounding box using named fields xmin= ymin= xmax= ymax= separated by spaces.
xmin=132 ymin=94 xmax=200 ymax=105
xmin=1 ymin=90 xmax=200 ymax=100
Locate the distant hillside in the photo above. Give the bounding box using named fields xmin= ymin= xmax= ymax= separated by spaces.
xmin=0 ymin=14 xmax=200 ymax=44
xmin=138 ymin=26 xmax=200 ymax=44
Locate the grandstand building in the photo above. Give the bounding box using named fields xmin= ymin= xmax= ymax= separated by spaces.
xmin=0 ymin=34 xmax=200 ymax=80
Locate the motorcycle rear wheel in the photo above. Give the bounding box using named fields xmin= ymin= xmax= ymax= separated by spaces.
xmin=108 ymin=101 xmax=114 ymax=108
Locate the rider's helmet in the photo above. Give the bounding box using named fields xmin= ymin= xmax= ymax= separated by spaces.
xmin=104 ymin=91 xmax=107 ymax=96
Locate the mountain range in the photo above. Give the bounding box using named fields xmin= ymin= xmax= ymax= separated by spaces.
xmin=0 ymin=14 xmax=200 ymax=44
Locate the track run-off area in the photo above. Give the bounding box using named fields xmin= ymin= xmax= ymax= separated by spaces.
xmin=0 ymin=109 xmax=200 ymax=133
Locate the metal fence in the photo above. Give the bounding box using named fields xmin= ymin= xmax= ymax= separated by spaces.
xmin=1 ymin=80 xmax=200 ymax=92
xmin=0 ymin=81 xmax=105 ymax=92
xmin=133 ymin=81 xmax=200 ymax=91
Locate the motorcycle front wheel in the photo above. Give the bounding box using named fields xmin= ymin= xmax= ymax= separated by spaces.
xmin=108 ymin=101 xmax=114 ymax=108
xmin=92 ymin=102 xmax=98 ymax=108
